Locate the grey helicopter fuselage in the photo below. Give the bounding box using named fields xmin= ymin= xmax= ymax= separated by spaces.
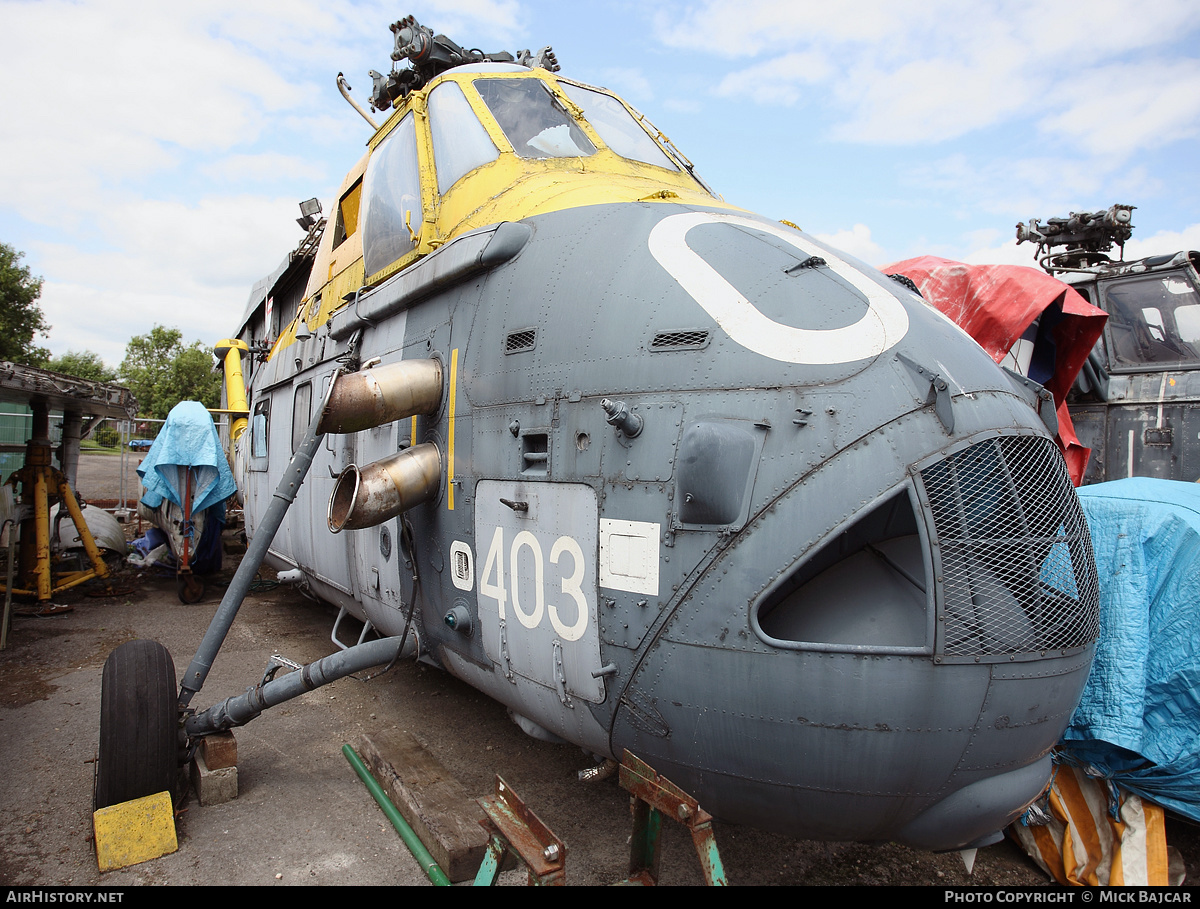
xmin=233 ymin=48 xmax=1098 ymax=852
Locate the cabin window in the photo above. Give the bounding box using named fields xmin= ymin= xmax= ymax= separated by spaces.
xmin=1176 ymin=304 xmax=1200 ymax=344
xmin=428 ymin=81 xmax=499 ymax=195
xmin=559 ymin=84 xmax=677 ymax=171
xmin=292 ymin=382 xmax=312 ymax=454
xmin=332 ymin=178 xmax=363 ymax=250
xmin=251 ymin=399 xmax=269 ymax=466
xmin=474 ymin=78 xmax=596 ymax=159
xmin=362 ymin=113 xmax=422 ymax=276
xmin=1102 ymin=274 xmax=1200 ymax=370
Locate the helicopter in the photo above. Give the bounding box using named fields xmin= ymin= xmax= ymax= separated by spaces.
xmin=1016 ymin=205 xmax=1200 ymax=485
xmin=97 ymin=16 xmax=1100 ymax=855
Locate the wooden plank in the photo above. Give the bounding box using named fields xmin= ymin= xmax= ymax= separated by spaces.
xmin=354 ymin=729 xmax=488 ymax=882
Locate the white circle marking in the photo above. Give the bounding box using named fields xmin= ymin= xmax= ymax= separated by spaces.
xmin=648 ymin=211 xmax=910 ymax=364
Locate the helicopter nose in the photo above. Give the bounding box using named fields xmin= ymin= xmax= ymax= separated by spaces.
xmin=756 ymin=433 xmax=1098 ymax=657
xmin=608 ymin=431 xmax=1098 ymax=846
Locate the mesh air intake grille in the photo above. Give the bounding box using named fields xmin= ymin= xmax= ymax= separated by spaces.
xmin=505 ymin=329 xmax=536 ymax=353
xmin=917 ymin=435 xmax=1099 ymax=659
xmin=650 ymin=330 xmax=710 ymax=350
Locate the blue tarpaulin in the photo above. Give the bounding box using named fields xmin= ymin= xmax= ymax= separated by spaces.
xmin=1062 ymin=478 xmax=1200 ymax=821
xmin=137 ymin=401 xmax=237 ymax=514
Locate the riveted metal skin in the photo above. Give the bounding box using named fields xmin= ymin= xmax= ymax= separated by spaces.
xmin=240 ymin=200 xmax=1100 ymax=851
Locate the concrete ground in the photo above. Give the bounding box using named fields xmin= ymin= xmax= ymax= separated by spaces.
xmin=73 ymin=449 xmax=142 ymax=510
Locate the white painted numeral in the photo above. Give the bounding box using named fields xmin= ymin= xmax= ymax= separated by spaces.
xmin=510 ymin=530 xmax=545 ymax=630
xmin=479 ymin=526 xmax=507 ymax=618
xmin=549 ymin=536 xmax=587 ymax=642
xmin=479 ymin=527 xmax=591 ymax=641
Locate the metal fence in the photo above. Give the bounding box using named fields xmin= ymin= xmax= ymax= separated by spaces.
xmin=0 ymin=413 xmax=231 ymax=513
xmin=0 ymin=411 xmax=59 ymax=485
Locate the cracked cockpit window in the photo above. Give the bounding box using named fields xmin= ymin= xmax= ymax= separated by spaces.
xmin=474 ymin=79 xmax=596 ymax=159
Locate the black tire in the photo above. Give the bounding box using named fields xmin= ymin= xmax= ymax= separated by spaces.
xmin=94 ymin=640 xmax=180 ymax=810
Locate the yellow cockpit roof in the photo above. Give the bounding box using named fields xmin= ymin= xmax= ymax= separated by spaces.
xmin=367 ymin=63 xmax=725 ymax=280
xmin=281 ymin=63 xmax=734 ymax=355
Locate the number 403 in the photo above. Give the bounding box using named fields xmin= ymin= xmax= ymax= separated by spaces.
xmin=478 ymin=527 xmax=591 ymax=642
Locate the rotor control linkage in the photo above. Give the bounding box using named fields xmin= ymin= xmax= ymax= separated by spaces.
xmin=370 ymin=15 xmax=559 ymax=110
xmin=1016 ymin=204 xmax=1136 ymax=273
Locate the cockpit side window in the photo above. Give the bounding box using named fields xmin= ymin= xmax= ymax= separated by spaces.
xmin=362 ymin=113 xmax=421 ymax=277
xmin=559 ymin=83 xmax=678 ymax=171
xmin=1103 ymin=273 xmax=1200 ymax=369
xmin=474 ymin=78 xmax=596 ymax=159
xmin=332 ymin=178 xmax=363 ymax=250
xmin=429 ymin=81 xmax=500 ymax=195
xmin=250 ymin=399 xmax=269 ymax=468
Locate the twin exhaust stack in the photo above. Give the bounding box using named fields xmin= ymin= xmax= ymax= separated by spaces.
xmin=318 ymin=359 xmax=444 ymax=533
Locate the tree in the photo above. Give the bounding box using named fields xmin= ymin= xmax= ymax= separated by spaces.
xmin=0 ymin=242 xmax=50 ymax=367
xmin=119 ymin=325 xmax=221 ymax=419
xmin=48 ymin=350 xmax=118 ymax=384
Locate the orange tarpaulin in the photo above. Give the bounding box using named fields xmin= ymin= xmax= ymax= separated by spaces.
xmin=1010 ymin=764 xmax=1174 ymax=886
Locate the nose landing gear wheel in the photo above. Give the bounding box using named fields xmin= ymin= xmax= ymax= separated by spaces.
xmin=94 ymin=640 xmax=180 ymax=811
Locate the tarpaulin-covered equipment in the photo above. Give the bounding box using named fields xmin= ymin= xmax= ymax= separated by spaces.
xmin=1065 ymin=478 xmax=1200 ymax=820
xmin=1012 ymin=477 xmax=1200 ymax=885
xmin=137 ymin=401 xmax=237 ymax=602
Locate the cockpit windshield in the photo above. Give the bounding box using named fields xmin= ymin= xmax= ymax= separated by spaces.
xmin=361 ymin=113 xmax=421 ymax=277
xmin=474 ymin=78 xmax=596 ymax=159
xmin=559 ymin=83 xmax=678 ymax=171
xmin=428 ymin=81 xmax=499 ymax=194
xmin=1103 ymin=273 xmax=1200 ymax=370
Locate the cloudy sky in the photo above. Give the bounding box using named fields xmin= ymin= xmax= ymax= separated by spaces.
xmin=2 ymin=0 xmax=1198 ymax=368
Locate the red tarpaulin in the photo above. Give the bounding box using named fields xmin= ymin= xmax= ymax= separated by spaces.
xmin=882 ymin=256 xmax=1108 ymax=486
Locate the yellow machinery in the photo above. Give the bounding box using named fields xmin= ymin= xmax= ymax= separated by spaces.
xmin=5 ymin=401 xmax=110 ymax=604
xmin=214 ymin=339 xmax=250 ymax=443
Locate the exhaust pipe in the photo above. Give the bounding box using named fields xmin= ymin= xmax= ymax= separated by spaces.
xmin=319 ymin=359 xmax=443 ymax=435
xmin=328 ymin=443 xmax=441 ymax=532
xmin=215 ymin=339 xmax=251 ymax=442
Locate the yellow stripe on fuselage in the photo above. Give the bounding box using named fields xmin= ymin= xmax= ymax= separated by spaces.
xmin=448 ymin=347 xmax=458 ymax=511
